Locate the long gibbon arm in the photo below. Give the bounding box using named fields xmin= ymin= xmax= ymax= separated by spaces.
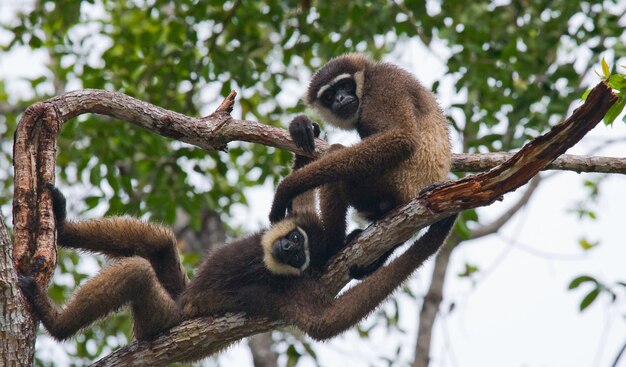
xmin=282 ymin=214 xmax=457 ymax=340
xmin=269 ymin=129 xmax=418 ymax=223
xmin=289 ymin=116 xmax=349 ymax=261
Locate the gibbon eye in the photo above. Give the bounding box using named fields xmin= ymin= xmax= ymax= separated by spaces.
xmin=336 ymin=79 xmax=355 ymax=92
xmin=321 ymin=90 xmax=334 ymax=105
xmin=289 ymin=230 xmax=302 ymax=243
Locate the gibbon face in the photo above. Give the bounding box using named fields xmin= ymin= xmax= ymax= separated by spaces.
xmin=305 ymin=56 xmax=368 ymax=130
xmin=261 ymin=213 xmax=325 ymax=276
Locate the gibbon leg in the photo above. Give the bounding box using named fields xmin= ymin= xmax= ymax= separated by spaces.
xmin=283 ymin=214 xmax=457 ymax=341
xmin=59 ymin=217 xmax=188 ymax=297
xmin=48 ymin=182 xmax=187 ymax=297
xmin=49 ymin=183 xmax=180 ymax=262
xmin=60 ymin=217 xmax=178 ymax=260
xmin=19 ymin=257 xmax=180 ymax=341
xmin=269 ymin=129 xmax=417 ymax=222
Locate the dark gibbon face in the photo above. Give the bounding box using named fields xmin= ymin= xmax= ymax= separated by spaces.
xmin=304 ymin=54 xmax=370 ymax=130
xmin=271 ymin=227 xmax=308 ymax=270
xmin=262 ymin=218 xmax=311 ymax=276
xmin=317 ymin=75 xmax=359 ymax=119
xmin=308 ymin=72 xmax=365 ymax=130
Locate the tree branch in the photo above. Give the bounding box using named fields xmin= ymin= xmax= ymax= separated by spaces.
xmin=19 ymin=88 xmax=626 ymax=173
xmin=451 ymin=152 xmax=626 ymax=174
xmin=11 ymin=82 xmax=617 ymax=366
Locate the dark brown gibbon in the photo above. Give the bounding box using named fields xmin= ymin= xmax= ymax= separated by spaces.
xmin=19 ymin=179 xmax=456 ymax=343
xmin=269 ymin=54 xmax=451 ymax=226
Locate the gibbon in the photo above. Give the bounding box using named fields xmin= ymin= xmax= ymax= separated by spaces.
xmin=19 ymin=183 xmax=456 ymax=344
xmin=269 ymin=54 xmax=451 ymax=224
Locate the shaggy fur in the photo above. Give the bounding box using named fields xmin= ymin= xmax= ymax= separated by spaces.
xmin=269 ymin=54 xmax=451 ymax=223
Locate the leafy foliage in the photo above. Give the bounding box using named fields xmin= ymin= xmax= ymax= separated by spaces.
xmin=568 ymin=275 xmax=625 ymax=312
xmin=583 ymin=58 xmax=626 ymax=125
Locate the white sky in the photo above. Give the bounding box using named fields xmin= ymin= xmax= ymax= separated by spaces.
xmin=1 ymin=2 xmax=626 ymax=367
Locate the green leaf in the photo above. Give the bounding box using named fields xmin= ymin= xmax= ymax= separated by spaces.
xmin=286 ymin=345 xmax=301 ymax=367
xmin=608 ymin=74 xmax=626 ymax=90
xmin=301 ymin=341 xmax=318 ymax=360
xmin=568 ymin=275 xmax=597 ymax=290
xmin=457 ymin=263 xmax=479 ymax=278
xmin=580 ymin=287 xmax=600 ymax=311
xmin=578 ymin=238 xmax=599 ymax=251
xmin=603 ymin=97 xmax=626 ymax=126
xmin=454 ymin=218 xmax=472 ymax=240
xmin=601 ymin=57 xmax=610 ymax=79
xmin=84 ymin=196 xmax=101 ymax=210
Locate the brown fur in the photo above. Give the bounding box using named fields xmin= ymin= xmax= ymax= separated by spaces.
xmin=20 ymin=184 xmax=456 ymax=344
xmin=269 ymin=54 xmax=451 ymax=223
xmin=22 ymin=208 xmax=456 ymax=343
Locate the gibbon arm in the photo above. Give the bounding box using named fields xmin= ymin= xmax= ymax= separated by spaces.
xmin=318 ymin=182 xmax=349 ymax=260
xmin=289 ymin=116 xmax=349 ymax=258
xmin=282 ymin=214 xmax=457 ymax=340
xmin=269 ymin=129 xmax=418 ymax=223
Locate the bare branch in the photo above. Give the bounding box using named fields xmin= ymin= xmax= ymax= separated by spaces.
xmin=12 ymin=82 xmax=617 ymax=366
xmin=412 ymin=240 xmax=456 ymax=367
xmin=248 ymin=333 xmax=279 ymax=367
xmin=23 ymin=88 xmax=626 ymax=173
xmin=452 ymin=152 xmax=626 ymax=174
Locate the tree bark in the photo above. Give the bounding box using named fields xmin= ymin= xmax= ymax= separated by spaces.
xmin=451 ymin=152 xmax=626 ymax=174
xmin=0 ymin=211 xmax=36 ymax=366
xmin=9 ymin=81 xmax=617 ymax=366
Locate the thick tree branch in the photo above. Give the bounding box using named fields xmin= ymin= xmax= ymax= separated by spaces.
xmin=11 ymin=82 xmax=617 ymax=366
xmin=16 ymin=88 xmax=626 ymax=173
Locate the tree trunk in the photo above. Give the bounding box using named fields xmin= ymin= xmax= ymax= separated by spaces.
xmin=0 ymin=211 xmax=36 ymax=366
xmin=249 ymin=333 xmax=278 ymax=367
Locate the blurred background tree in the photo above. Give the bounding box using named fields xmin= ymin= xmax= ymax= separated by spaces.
xmin=1 ymin=1 xmax=625 ymax=366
